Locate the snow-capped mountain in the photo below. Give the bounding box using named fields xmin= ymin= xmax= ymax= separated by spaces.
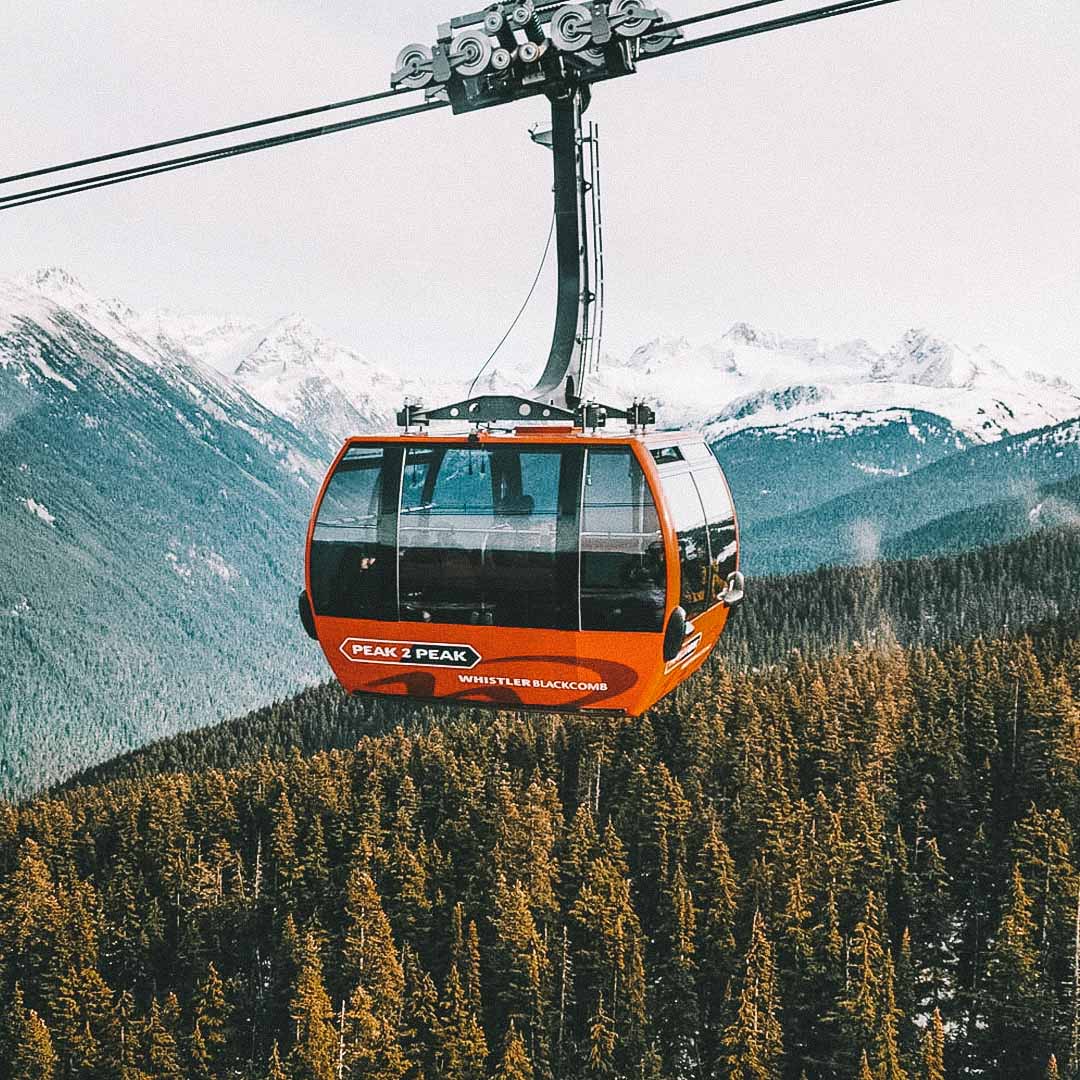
xmin=575 ymin=325 xmax=1080 ymax=444
xmin=14 ymin=268 xmax=1078 ymax=451
xmin=134 ymin=308 xmax=438 ymax=449
xmin=747 ymin=414 xmax=1080 ymax=576
xmin=1 ymin=266 xmax=1078 ymax=794
xmin=0 ymin=269 xmax=327 ymax=797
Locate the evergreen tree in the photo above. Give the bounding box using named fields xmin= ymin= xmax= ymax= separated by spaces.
xmin=436 ymin=966 xmax=487 ymax=1080
xmin=586 ymin=993 xmax=616 ymax=1079
xmin=495 ymin=1023 xmax=535 ymax=1080
xmin=191 ymin=961 xmax=229 ymax=1071
xmin=143 ymin=997 xmax=184 ymax=1080
xmin=983 ymin=864 xmax=1042 ymax=1076
xmin=288 ymin=933 xmax=338 ymax=1080
xmin=270 ymin=789 xmax=302 ymax=904
xmin=343 ymin=867 xmax=405 ymax=1022
xmin=835 ymin=892 xmax=908 ymax=1080
xmin=720 ymin=910 xmax=783 ymax=1080
xmin=491 ymin=877 xmax=548 ymax=1047
xmin=653 ymin=863 xmax=699 ymax=1078
xmin=401 ymin=946 xmax=440 ymax=1080
xmin=343 ymin=982 xmax=410 ymax=1080
xmin=11 ymin=1007 xmax=58 ymax=1080
xmin=266 ymin=1041 xmax=288 ymax=1080
xmin=920 ymin=1009 xmax=945 ymax=1080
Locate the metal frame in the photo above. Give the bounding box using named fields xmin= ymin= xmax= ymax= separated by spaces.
xmin=393 ymin=1 xmax=683 ymax=429
xmin=397 ymin=395 xmax=655 ymax=430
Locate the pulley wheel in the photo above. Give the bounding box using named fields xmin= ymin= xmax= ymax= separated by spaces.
xmin=507 ymin=1 xmax=535 ymax=28
xmin=393 ymin=43 xmax=434 ymax=89
xmin=491 ymin=47 xmax=513 ymax=71
xmin=518 ymin=40 xmax=541 ymax=64
xmin=483 ymin=9 xmax=506 ymax=34
xmin=639 ymin=8 xmax=676 ymax=54
xmin=451 ymin=29 xmax=494 ymax=77
xmin=610 ymin=0 xmax=653 ymax=38
xmin=549 ymin=4 xmax=592 ymax=52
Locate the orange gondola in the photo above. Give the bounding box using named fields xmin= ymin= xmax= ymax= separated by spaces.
xmin=299 ymin=425 xmax=742 ymax=715
xmin=297 ymin=33 xmax=750 ymax=713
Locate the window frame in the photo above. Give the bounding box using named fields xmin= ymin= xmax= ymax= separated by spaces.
xmin=309 ymin=438 xmax=673 ymax=633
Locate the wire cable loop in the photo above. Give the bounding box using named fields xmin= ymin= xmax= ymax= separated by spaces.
xmin=468 ymin=212 xmax=557 ymax=399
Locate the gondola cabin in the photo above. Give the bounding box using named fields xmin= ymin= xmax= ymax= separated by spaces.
xmin=299 ymin=427 xmax=743 ymax=715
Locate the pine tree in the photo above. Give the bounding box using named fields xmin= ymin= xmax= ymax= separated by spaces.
xmin=920 ymin=1009 xmax=945 ymax=1080
xmin=288 ymin=933 xmax=338 ymax=1080
xmin=858 ymin=1049 xmax=874 ymax=1080
xmin=343 ymin=867 xmax=405 ymax=1022
xmin=436 ymin=966 xmax=487 ymax=1080
xmin=401 ymin=946 xmax=440 ymax=1080
xmin=835 ymin=892 xmax=908 ymax=1080
xmin=586 ymin=993 xmax=616 ymax=1078
xmin=191 ymin=961 xmax=228 ymax=1070
xmin=11 ymin=1007 xmax=58 ymax=1080
xmin=344 ymin=982 xmax=410 ymax=1080
xmin=653 ymin=862 xmax=699 ymax=1078
xmin=144 ymin=997 xmax=184 ymax=1080
xmin=189 ymin=1020 xmax=212 ymax=1080
xmin=491 ymin=877 xmax=547 ymax=1045
xmin=271 ymin=789 xmax=302 ymax=904
xmin=266 ymin=1040 xmax=288 ymax=1080
xmin=720 ymin=910 xmax=783 ymax=1080
xmin=495 ymin=1023 xmax=535 ymax=1080
xmin=52 ymin=965 xmax=117 ymax=1076
xmin=983 ymin=864 xmax=1042 ymax=1075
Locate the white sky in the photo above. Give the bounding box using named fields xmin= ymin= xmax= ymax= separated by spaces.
xmin=2 ymin=0 xmax=1079 ymax=382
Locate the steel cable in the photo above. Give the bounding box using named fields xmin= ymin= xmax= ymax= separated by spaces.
xmin=641 ymin=0 xmax=903 ymax=59
xmin=0 ymin=99 xmax=449 ymax=212
xmin=651 ymin=0 xmax=794 ymax=34
xmin=0 ymin=86 xmax=420 ymax=188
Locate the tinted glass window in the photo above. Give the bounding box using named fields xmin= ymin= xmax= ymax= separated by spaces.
xmin=398 ymin=445 xmax=580 ymax=628
xmin=660 ymin=471 xmax=710 ymax=617
xmin=310 ymin=446 xmax=398 ymax=619
xmin=651 ymin=446 xmax=684 ymax=465
xmin=692 ymin=463 xmax=738 ymax=595
xmin=581 ymin=448 xmax=666 ymax=632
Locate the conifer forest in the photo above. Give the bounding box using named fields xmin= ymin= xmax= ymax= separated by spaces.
xmin=2 ymin=527 xmax=1080 ymax=1080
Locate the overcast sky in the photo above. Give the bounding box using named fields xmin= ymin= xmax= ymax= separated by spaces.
xmin=2 ymin=0 xmax=1078 ymax=381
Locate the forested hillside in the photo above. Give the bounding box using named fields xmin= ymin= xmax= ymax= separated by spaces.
xmin=742 ymin=416 xmax=1080 ymax=576
xmin=64 ymin=525 xmax=1080 ymax=792
xmin=3 ymin=535 xmax=1080 ymax=1078
xmin=0 ymin=280 xmax=325 ymax=799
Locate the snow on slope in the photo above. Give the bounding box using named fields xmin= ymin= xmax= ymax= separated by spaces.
xmin=136 ymin=304 xmax=446 ymax=446
xmin=566 ymin=325 xmax=1080 ymax=443
xmin=0 ymin=269 xmax=324 ymax=480
xmin=6 ymin=269 xmax=1078 ymax=448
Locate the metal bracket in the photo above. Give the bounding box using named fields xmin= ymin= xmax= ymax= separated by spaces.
xmin=397 ymin=394 xmax=654 ymax=430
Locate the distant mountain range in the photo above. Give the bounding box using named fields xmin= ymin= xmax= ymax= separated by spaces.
xmin=0 ymin=270 xmax=327 ymax=795
xmin=1 ymin=266 xmax=1078 ymax=795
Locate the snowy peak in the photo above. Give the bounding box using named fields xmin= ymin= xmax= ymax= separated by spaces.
xmin=872 ymin=329 xmax=975 ymax=388
xmin=234 ymin=314 xmax=362 ymax=377
xmin=23 ymin=266 xmax=88 ymax=296
xmin=722 ymin=321 xmax=782 ymax=350
xmin=4 ymin=266 xmax=1078 ymax=453
xmin=583 ymin=324 xmax=1080 ymax=444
